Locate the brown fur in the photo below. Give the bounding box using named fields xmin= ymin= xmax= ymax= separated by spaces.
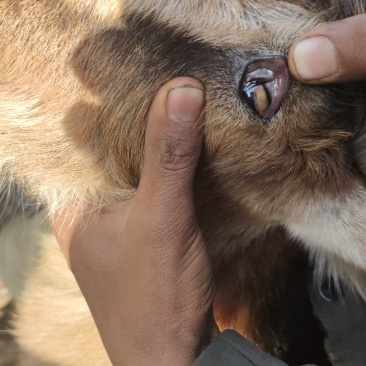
xmin=1 ymin=0 xmax=366 ymax=364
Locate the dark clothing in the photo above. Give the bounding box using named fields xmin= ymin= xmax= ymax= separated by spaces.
xmin=195 ymin=278 xmax=366 ymax=366
xmin=308 ymin=279 xmax=366 ymax=366
xmin=194 ymin=330 xmax=289 ymax=366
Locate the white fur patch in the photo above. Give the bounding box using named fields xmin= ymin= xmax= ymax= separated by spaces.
xmin=286 ymin=186 xmax=366 ymax=298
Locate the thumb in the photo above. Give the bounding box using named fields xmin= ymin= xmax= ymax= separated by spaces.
xmin=288 ymin=14 xmax=366 ymax=84
xmin=138 ymin=77 xmax=205 ymax=205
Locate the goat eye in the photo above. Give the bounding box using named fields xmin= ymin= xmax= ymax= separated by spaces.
xmin=240 ymin=57 xmax=289 ymax=120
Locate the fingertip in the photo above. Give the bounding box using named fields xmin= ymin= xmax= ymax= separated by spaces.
xmin=165 ymin=77 xmax=204 ymax=93
xmin=289 ymin=15 xmax=366 ymax=84
xmin=167 ymin=85 xmax=204 ymax=125
xmin=288 ymin=41 xmax=302 ymax=81
xmin=146 ymin=77 xmax=204 ymax=133
xmin=139 ymin=77 xmax=205 ymax=197
xmin=288 ymin=36 xmax=339 ymax=84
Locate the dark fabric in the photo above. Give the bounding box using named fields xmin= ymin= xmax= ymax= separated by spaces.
xmin=309 ymin=279 xmax=366 ymax=366
xmin=194 ymin=277 xmax=366 ymax=366
xmin=193 ymin=330 xmax=288 ymax=366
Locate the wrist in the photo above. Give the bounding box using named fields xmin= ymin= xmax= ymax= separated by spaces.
xmin=93 ymin=310 xmax=209 ymax=366
xmin=108 ymin=337 xmax=199 ymax=366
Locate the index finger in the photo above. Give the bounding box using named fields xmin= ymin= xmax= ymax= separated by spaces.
xmin=288 ymin=14 xmax=366 ymax=84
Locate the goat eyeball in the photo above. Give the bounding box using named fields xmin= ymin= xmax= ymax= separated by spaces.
xmin=240 ymin=57 xmax=289 ymax=120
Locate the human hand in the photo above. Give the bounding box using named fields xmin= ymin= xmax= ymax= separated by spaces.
xmin=53 ymin=77 xmax=216 ymax=366
xmin=288 ymin=14 xmax=366 ymax=84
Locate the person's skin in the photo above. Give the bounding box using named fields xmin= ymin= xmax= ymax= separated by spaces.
xmin=53 ymin=15 xmax=366 ymax=366
xmin=54 ymin=77 xmax=216 ymax=366
xmin=288 ymin=14 xmax=366 ymax=84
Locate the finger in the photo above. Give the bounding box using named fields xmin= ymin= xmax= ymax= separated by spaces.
xmin=138 ymin=77 xmax=205 ymax=204
xmin=289 ymin=14 xmax=366 ymax=84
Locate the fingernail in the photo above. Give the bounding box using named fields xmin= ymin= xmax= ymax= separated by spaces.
xmin=292 ymin=36 xmax=339 ymax=81
xmin=167 ymin=85 xmax=204 ymax=123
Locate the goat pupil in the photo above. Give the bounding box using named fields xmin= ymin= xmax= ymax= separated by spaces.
xmin=243 ymin=82 xmax=271 ymax=118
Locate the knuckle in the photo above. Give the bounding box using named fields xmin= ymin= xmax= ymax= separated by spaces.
xmin=155 ymin=135 xmax=199 ymax=173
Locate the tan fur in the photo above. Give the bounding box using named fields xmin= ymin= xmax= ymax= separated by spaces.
xmin=124 ymin=0 xmax=321 ymax=46
xmin=16 ymin=233 xmax=109 ymax=366
xmin=1 ymin=0 xmax=366 ymax=364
